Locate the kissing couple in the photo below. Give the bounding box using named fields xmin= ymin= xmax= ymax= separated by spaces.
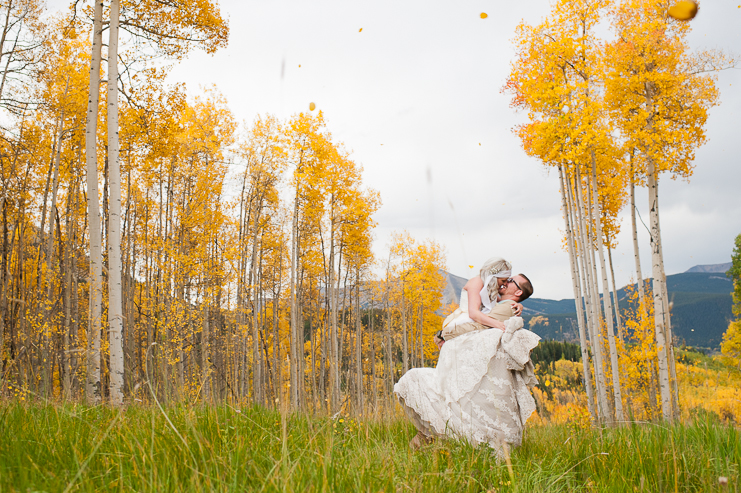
xmin=394 ymin=257 xmax=540 ymax=459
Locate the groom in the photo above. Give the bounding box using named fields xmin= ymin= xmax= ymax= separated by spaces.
xmin=435 ymin=274 xmax=533 ymax=348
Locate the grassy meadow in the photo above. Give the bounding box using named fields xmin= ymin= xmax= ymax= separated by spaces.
xmin=0 ymin=401 xmax=738 ymax=492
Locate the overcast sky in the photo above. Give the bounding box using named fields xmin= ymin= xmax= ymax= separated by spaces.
xmin=51 ymin=0 xmax=741 ymax=299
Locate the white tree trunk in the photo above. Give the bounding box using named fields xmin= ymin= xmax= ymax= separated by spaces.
xmin=384 ymin=260 xmax=393 ymax=399
xmin=328 ymin=204 xmax=340 ymax=412
xmin=590 ymin=155 xmax=624 ymax=422
xmin=574 ymin=166 xmax=610 ymax=421
xmin=289 ymin=187 xmax=299 ymax=409
xmin=202 ymin=299 xmax=210 ymax=400
xmin=355 ymin=276 xmax=363 ymax=413
xmin=607 ymin=246 xmax=623 ymax=342
xmin=559 ymin=167 xmax=595 ymax=418
xmin=585 ymin=172 xmax=614 ymax=420
xmin=107 ymin=0 xmax=124 ymax=406
xmin=84 ymin=0 xmax=104 ymax=405
xmin=647 ymin=158 xmax=673 ymax=420
xmin=249 ymin=206 xmax=263 ymax=406
xmin=630 ymin=171 xmax=646 ymax=306
xmin=657 ymin=218 xmax=680 ymax=416
xmin=401 ymin=281 xmax=409 ymax=374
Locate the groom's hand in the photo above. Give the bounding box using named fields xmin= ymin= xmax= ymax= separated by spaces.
xmin=434 ymin=331 xmax=445 ymax=350
xmin=512 ymin=302 xmax=523 ymax=316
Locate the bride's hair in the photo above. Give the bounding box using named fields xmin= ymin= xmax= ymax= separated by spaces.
xmin=479 ymin=257 xmax=512 ymax=301
xmin=479 ymin=257 xmax=512 ymax=279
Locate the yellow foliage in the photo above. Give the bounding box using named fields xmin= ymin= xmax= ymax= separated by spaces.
xmin=528 ymin=315 xmax=549 ymax=329
xmin=667 ymin=0 xmax=698 ymax=21
xmin=604 ymin=0 xmax=722 ymax=183
xmin=720 ymin=320 xmax=741 ymax=370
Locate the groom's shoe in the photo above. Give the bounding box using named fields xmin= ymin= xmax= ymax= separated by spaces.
xmin=409 ymin=431 xmax=434 ymax=450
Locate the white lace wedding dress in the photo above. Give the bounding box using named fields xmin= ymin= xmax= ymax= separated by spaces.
xmin=394 ymin=317 xmax=540 ymax=456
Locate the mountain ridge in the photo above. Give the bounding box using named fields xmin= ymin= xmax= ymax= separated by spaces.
xmin=685 ymin=263 xmax=732 ymax=274
xmin=441 ymin=264 xmax=733 ymax=350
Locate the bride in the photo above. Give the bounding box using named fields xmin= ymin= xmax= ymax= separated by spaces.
xmin=393 ymin=257 xmax=539 ymax=457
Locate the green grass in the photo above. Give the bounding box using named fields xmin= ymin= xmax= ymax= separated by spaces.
xmin=0 ymin=402 xmax=738 ymax=492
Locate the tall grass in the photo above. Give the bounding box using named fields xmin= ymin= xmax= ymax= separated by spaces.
xmin=0 ymin=402 xmax=738 ymax=492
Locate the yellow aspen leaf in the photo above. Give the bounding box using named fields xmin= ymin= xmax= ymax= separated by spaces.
xmin=309 ymin=102 xmax=316 ymax=111
xmin=359 ymin=28 xmax=363 ymax=32
xmin=480 ymin=12 xmax=488 ymax=19
xmin=668 ymin=0 xmax=698 ymax=21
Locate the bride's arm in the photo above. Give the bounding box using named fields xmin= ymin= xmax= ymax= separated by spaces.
xmin=464 ymin=277 xmax=506 ymax=330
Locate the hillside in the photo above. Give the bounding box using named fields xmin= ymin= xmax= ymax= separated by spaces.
xmin=520 ymin=267 xmax=733 ymax=350
xmin=442 ymin=264 xmax=734 ymax=350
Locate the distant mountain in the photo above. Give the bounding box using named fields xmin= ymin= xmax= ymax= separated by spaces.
xmin=440 ymin=271 xmax=467 ymax=308
xmin=685 ymin=263 xmax=732 ymax=274
xmin=514 ymin=271 xmax=733 ymax=350
xmin=442 ymin=270 xmax=733 ymax=350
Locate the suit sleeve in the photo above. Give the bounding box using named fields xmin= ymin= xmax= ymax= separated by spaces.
xmin=441 ymin=320 xmax=486 ymax=340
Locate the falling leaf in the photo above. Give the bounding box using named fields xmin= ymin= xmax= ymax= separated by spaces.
xmin=298 ymin=64 xmax=301 ymax=68
xmin=668 ymin=0 xmax=698 ymax=21
xmin=468 ymin=265 xmax=474 ymax=269
xmin=478 ymin=143 xmax=481 ymax=146
xmin=309 ymin=102 xmax=316 ymax=111
xmin=480 ymin=12 xmax=488 ymax=19
xmin=359 ymin=28 xmax=363 ymax=32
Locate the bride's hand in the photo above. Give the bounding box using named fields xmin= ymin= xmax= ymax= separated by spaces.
xmin=512 ymin=302 xmax=523 ymax=316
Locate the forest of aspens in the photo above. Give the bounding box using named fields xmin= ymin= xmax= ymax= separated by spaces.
xmin=0 ymin=0 xmax=739 ymax=491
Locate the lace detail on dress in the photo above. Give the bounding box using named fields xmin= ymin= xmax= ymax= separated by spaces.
xmin=394 ymin=316 xmax=540 ymax=459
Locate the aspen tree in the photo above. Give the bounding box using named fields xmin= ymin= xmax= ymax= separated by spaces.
xmin=84 ymin=0 xmax=104 ymax=405
xmin=355 ymin=272 xmax=362 ymax=411
xmin=606 ymin=243 xmax=622 ymax=340
xmin=383 ymin=253 xmax=394 ymax=399
xmin=107 ymin=0 xmax=124 ymax=405
xmin=604 ymin=0 xmax=726 ymax=419
xmin=646 ymin=158 xmax=672 ymax=418
xmin=629 ymin=161 xmax=646 ymax=306
xmin=559 ymin=166 xmax=596 ymax=417
xmin=589 ymin=153 xmax=624 ymax=421
xmin=574 ymin=167 xmax=611 ymax=420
